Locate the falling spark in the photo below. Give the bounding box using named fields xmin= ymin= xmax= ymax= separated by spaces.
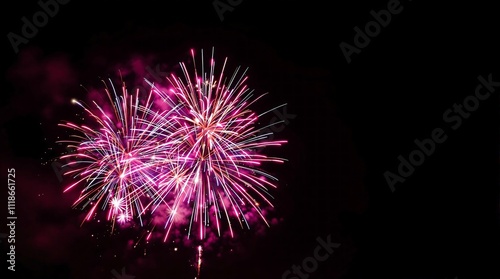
xmin=196 ymin=245 xmax=203 ymax=279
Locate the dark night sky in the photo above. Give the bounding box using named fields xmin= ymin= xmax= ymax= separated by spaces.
xmin=1 ymin=1 xmax=499 ymax=279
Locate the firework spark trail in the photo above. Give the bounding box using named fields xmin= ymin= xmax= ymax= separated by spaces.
xmin=196 ymin=245 xmax=203 ymax=279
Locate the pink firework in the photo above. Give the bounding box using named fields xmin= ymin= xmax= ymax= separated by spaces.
xmin=149 ymin=48 xmax=287 ymax=241
xmin=58 ymin=48 xmax=287 ymax=243
xmin=58 ymin=78 xmax=176 ymax=228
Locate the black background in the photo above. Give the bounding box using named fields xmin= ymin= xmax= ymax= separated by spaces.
xmin=1 ymin=0 xmax=499 ymax=279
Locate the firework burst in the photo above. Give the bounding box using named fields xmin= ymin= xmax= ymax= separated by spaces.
xmin=58 ymin=48 xmax=287 ymax=243
xmin=151 ymin=48 xmax=287 ymax=241
xmin=58 ymin=78 xmax=173 ymax=228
